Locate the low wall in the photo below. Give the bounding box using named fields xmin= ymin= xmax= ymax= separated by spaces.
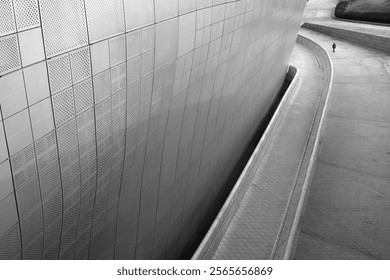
xmin=274 ymin=34 xmax=334 ymax=259
xmin=302 ymin=22 xmax=390 ymax=53
xmin=192 ymin=65 xmax=301 ymax=260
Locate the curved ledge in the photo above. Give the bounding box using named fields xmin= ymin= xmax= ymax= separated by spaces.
xmin=332 ymin=7 xmax=390 ymax=27
xmin=302 ymin=22 xmax=390 ymax=54
xmin=280 ymin=34 xmax=334 ymax=259
xmin=191 ymin=65 xmax=301 ymax=260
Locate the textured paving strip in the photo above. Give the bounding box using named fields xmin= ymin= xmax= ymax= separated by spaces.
xmin=212 ymin=44 xmax=325 ymax=259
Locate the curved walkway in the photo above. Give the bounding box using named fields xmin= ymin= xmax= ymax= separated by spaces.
xmin=295 ymin=27 xmax=390 ymax=259
xmin=193 ymin=40 xmax=328 ymax=259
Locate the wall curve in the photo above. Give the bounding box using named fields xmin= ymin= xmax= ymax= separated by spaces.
xmin=0 ymin=0 xmax=306 ymax=259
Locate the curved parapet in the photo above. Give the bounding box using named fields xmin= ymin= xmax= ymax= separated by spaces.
xmin=277 ymin=34 xmax=334 ymax=259
xmin=192 ymin=65 xmax=302 ymax=260
xmin=192 ymin=33 xmax=334 ymax=260
xmin=302 ymin=22 xmax=390 ymax=54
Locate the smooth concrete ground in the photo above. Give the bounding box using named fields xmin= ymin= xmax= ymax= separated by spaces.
xmin=210 ymin=43 xmax=326 ymax=259
xmin=295 ymin=28 xmax=390 ymax=260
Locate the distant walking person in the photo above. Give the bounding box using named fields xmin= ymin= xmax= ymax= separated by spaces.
xmin=332 ymin=42 xmax=336 ymax=53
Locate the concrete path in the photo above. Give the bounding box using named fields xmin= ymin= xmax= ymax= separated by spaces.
xmin=210 ymin=43 xmax=326 ymax=259
xmin=295 ymin=28 xmax=390 ymax=259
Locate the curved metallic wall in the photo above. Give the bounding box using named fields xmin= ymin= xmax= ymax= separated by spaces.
xmin=0 ymin=0 xmax=306 ymax=259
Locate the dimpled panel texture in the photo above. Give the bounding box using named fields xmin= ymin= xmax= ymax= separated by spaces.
xmin=0 ymin=0 xmax=306 ymax=259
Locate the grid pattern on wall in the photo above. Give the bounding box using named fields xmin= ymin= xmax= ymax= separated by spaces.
xmin=0 ymin=0 xmax=306 ymax=259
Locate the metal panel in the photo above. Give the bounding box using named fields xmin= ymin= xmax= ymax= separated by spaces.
xmin=47 ymin=54 xmax=72 ymax=94
xmin=93 ymin=70 xmax=111 ymax=104
xmin=52 ymin=88 xmax=75 ymax=127
xmin=74 ymin=79 xmax=93 ymax=115
xmin=23 ymin=62 xmax=50 ymax=106
xmin=35 ymin=131 xmax=58 ymax=172
xmin=0 ymin=224 xmax=21 ymax=260
xmin=18 ymin=27 xmax=44 ymax=67
xmin=57 ymin=119 xmax=78 ymax=157
xmin=85 ymin=0 xmax=125 ymax=43
xmin=70 ymin=47 xmax=91 ymax=84
xmin=4 ymin=109 xmax=32 ymax=156
xmin=124 ymin=0 xmax=154 ymax=31
xmin=109 ymin=35 xmax=126 ymax=67
xmin=0 ymin=70 xmax=26 ymax=118
xmin=39 ymin=0 xmax=88 ymax=57
xmin=29 ymin=98 xmax=54 ymax=140
xmin=13 ymin=0 xmax=40 ymax=31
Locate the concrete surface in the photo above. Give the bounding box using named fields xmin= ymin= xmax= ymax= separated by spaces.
xmin=207 ymin=42 xmax=328 ymax=259
xmin=295 ymin=28 xmax=390 ymax=260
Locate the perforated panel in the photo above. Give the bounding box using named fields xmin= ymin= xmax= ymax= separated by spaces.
xmin=35 ymin=131 xmax=58 ymax=172
xmin=93 ymin=70 xmax=111 ymax=104
xmin=57 ymin=119 xmax=78 ymax=157
xmin=39 ymin=0 xmax=88 ymax=57
xmin=74 ymin=79 xmax=93 ymax=114
xmin=127 ymin=56 xmax=141 ymax=84
xmin=47 ymin=54 xmax=72 ymax=94
xmin=52 ymin=88 xmax=75 ymax=127
xmin=85 ymin=0 xmax=125 ymax=43
xmin=96 ymin=100 xmax=112 ymax=132
xmin=70 ymin=47 xmax=91 ymax=83
xmin=16 ymin=177 xmax=41 ymax=219
xmin=0 ymin=34 xmax=21 ymax=76
xmin=11 ymin=145 xmax=37 ymax=190
xmin=0 ymin=0 xmax=16 ymax=36
xmin=111 ymin=63 xmax=126 ymax=94
xmin=13 ymin=0 xmax=40 ymax=31
xmin=0 ymin=224 xmax=21 ymax=260
xmin=77 ymin=108 xmax=95 ymax=143
xmin=60 ymin=149 xmax=80 ymax=185
xmin=39 ymin=162 xmax=61 ymax=199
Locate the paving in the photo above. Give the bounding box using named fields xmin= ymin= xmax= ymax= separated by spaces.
xmin=295 ymin=27 xmax=390 ymax=260
xmin=210 ymin=42 xmax=326 ymax=259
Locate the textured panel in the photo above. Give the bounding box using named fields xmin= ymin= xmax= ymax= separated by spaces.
xmin=93 ymin=70 xmax=111 ymax=103
xmin=47 ymin=54 xmax=72 ymax=94
xmin=16 ymin=177 xmax=41 ymax=219
xmin=35 ymin=131 xmax=58 ymax=172
xmin=11 ymin=144 xmax=36 ymax=189
xmin=127 ymin=56 xmax=141 ymax=84
xmin=111 ymin=63 xmax=127 ymax=94
xmin=0 ymin=34 xmax=21 ymax=76
xmin=70 ymin=47 xmax=91 ymax=83
xmin=57 ymin=119 xmax=78 ymax=157
xmin=13 ymin=0 xmax=40 ymax=31
xmin=39 ymin=162 xmax=61 ymax=199
xmin=39 ymin=0 xmax=88 ymax=57
xmin=0 ymin=224 xmax=21 ymax=260
xmin=74 ymin=79 xmax=93 ymax=114
xmin=77 ymin=108 xmax=95 ymax=143
xmin=52 ymin=88 xmax=75 ymax=127
xmin=0 ymin=0 xmax=16 ymax=36
xmin=85 ymin=0 xmax=125 ymax=43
